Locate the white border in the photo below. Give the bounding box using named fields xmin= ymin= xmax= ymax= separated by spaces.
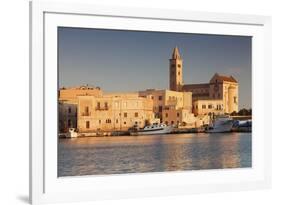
xmin=30 ymin=1 xmax=271 ymax=204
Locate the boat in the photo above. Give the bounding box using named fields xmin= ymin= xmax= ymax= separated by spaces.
xmin=65 ymin=128 xmax=78 ymax=138
xmin=206 ymin=115 xmax=234 ymax=133
xmin=130 ymin=123 xmax=173 ymax=136
xmin=232 ymin=120 xmax=252 ymax=132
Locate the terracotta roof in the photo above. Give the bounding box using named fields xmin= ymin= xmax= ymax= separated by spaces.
xmin=212 ymin=73 xmax=238 ymax=83
xmin=182 ymin=83 xmax=209 ymax=89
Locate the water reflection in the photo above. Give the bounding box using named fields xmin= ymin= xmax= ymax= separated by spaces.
xmin=58 ymin=133 xmax=252 ymax=177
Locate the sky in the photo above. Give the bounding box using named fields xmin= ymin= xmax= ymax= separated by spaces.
xmin=58 ymin=27 xmax=252 ymax=109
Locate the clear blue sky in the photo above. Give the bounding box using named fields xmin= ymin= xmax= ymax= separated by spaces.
xmin=58 ymin=27 xmax=252 ymax=109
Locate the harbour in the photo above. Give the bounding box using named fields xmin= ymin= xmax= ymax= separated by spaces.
xmin=58 ymin=132 xmax=252 ymax=177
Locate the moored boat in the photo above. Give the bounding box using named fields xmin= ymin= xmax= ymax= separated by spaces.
xmin=206 ymin=115 xmax=234 ymax=133
xmin=65 ymin=128 xmax=78 ymax=138
xmin=232 ymin=120 xmax=252 ymax=132
xmin=130 ymin=123 xmax=173 ymax=136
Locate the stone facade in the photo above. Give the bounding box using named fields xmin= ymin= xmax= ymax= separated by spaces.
xmin=58 ymin=102 xmax=77 ymax=132
xmin=59 ymin=85 xmax=102 ymax=103
xmin=58 ymin=85 xmax=102 ymax=132
xmin=58 ymin=47 xmax=240 ymax=133
xmin=139 ymin=89 xmax=197 ymax=126
xmin=169 ymin=47 xmax=239 ymax=115
xmin=77 ymin=93 xmax=155 ymax=132
xmin=169 ymin=47 xmax=183 ymax=92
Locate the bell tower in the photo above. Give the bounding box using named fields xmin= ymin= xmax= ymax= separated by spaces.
xmin=169 ymin=47 xmax=183 ymax=91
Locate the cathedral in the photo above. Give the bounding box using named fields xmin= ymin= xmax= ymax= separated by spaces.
xmin=169 ymin=47 xmax=239 ymax=115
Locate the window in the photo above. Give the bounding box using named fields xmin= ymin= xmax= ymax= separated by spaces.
xmin=106 ymin=119 xmax=111 ymax=123
xmin=68 ymin=119 xmax=71 ymax=127
xmin=158 ymin=96 xmax=162 ymax=101
xmin=84 ymin=106 xmax=89 ymax=116
xmin=124 ymin=112 xmax=127 ymax=117
xmin=68 ymin=107 xmax=71 ymax=113
xmin=151 ymin=96 xmax=154 ymax=100
xmin=159 ymin=106 xmax=163 ymax=112
xmin=116 ymin=119 xmax=118 ymax=123
xmin=86 ymin=121 xmax=90 ymax=129
xmin=177 ymin=112 xmax=180 ymax=117
xmin=234 ymin=96 xmax=237 ymax=103
xmin=99 ymin=120 xmax=101 ymax=124
xmin=97 ymin=102 xmax=100 ymax=109
xmin=165 ymin=113 xmax=168 ymax=117
xmin=218 ymin=93 xmax=220 ymax=98
xmin=177 ymin=64 xmax=181 ymax=68
xmin=124 ymin=121 xmax=126 ymax=125
xmin=104 ymin=102 xmax=108 ymax=109
xmin=85 ymin=106 xmax=89 ymax=113
xmin=178 ymin=71 xmax=180 ymax=75
xmin=202 ymin=105 xmax=206 ymax=109
xmin=165 ymin=121 xmax=168 ymax=125
xmin=208 ymin=104 xmax=212 ymax=109
xmin=135 ymin=112 xmax=138 ymax=117
xmin=171 ymin=121 xmax=174 ymax=125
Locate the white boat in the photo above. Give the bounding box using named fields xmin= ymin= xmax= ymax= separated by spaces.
xmin=130 ymin=123 xmax=173 ymax=135
xmin=65 ymin=128 xmax=78 ymax=138
xmin=206 ymin=116 xmax=234 ymax=133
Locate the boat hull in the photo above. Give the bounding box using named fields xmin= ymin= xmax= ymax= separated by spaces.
xmin=206 ymin=120 xmax=233 ymax=133
xmin=131 ymin=126 xmax=173 ymax=136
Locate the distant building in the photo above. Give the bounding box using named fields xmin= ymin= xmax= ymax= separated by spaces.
xmin=169 ymin=47 xmax=239 ymax=115
xmin=77 ymin=93 xmax=155 ymax=132
xmin=58 ymin=47 xmax=239 ymax=133
xmin=59 ymin=102 xmax=77 ymax=132
xmin=139 ymin=89 xmax=199 ymax=126
xmin=58 ymin=85 xmax=102 ymax=132
xmin=59 ymin=85 xmax=102 ymax=103
xmin=169 ymin=47 xmax=183 ymax=92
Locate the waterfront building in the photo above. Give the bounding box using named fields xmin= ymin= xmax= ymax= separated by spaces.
xmin=169 ymin=47 xmax=239 ymax=115
xmin=58 ymin=47 xmax=240 ymax=133
xmin=59 ymin=102 xmax=77 ymax=132
xmin=58 ymin=85 xmax=102 ymax=132
xmin=77 ymin=93 xmax=155 ymax=132
xmin=59 ymin=85 xmax=102 ymax=103
xmin=138 ymin=89 xmax=200 ymax=126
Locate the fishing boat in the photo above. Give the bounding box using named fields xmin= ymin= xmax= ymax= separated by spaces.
xmin=65 ymin=128 xmax=78 ymax=138
xmin=232 ymin=120 xmax=252 ymax=132
xmin=130 ymin=123 xmax=173 ymax=136
xmin=206 ymin=115 xmax=234 ymax=133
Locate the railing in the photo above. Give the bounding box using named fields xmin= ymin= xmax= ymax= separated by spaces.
xmin=81 ymin=112 xmax=91 ymax=116
xmin=95 ymin=106 xmax=109 ymax=111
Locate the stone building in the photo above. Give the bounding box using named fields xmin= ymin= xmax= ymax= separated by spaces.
xmin=58 ymin=85 xmax=102 ymax=132
xmin=77 ymin=93 xmax=155 ymax=132
xmin=58 ymin=102 xmax=77 ymax=132
xmin=169 ymin=47 xmax=239 ymax=115
xmin=169 ymin=47 xmax=183 ymax=92
xmin=58 ymin=47 xmax=240 ymax=133
xmin=139 ymin=89 xmax=197 ymax=126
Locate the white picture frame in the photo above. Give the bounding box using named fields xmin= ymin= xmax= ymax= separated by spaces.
xmin=30 ymin=1 xmax=272 ymax=204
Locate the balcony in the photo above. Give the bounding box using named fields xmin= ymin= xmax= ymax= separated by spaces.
xmin=81 ymin=112 xmax=91 ymax=116
xmin=95 ymin=106 xmax=109 ymax=111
